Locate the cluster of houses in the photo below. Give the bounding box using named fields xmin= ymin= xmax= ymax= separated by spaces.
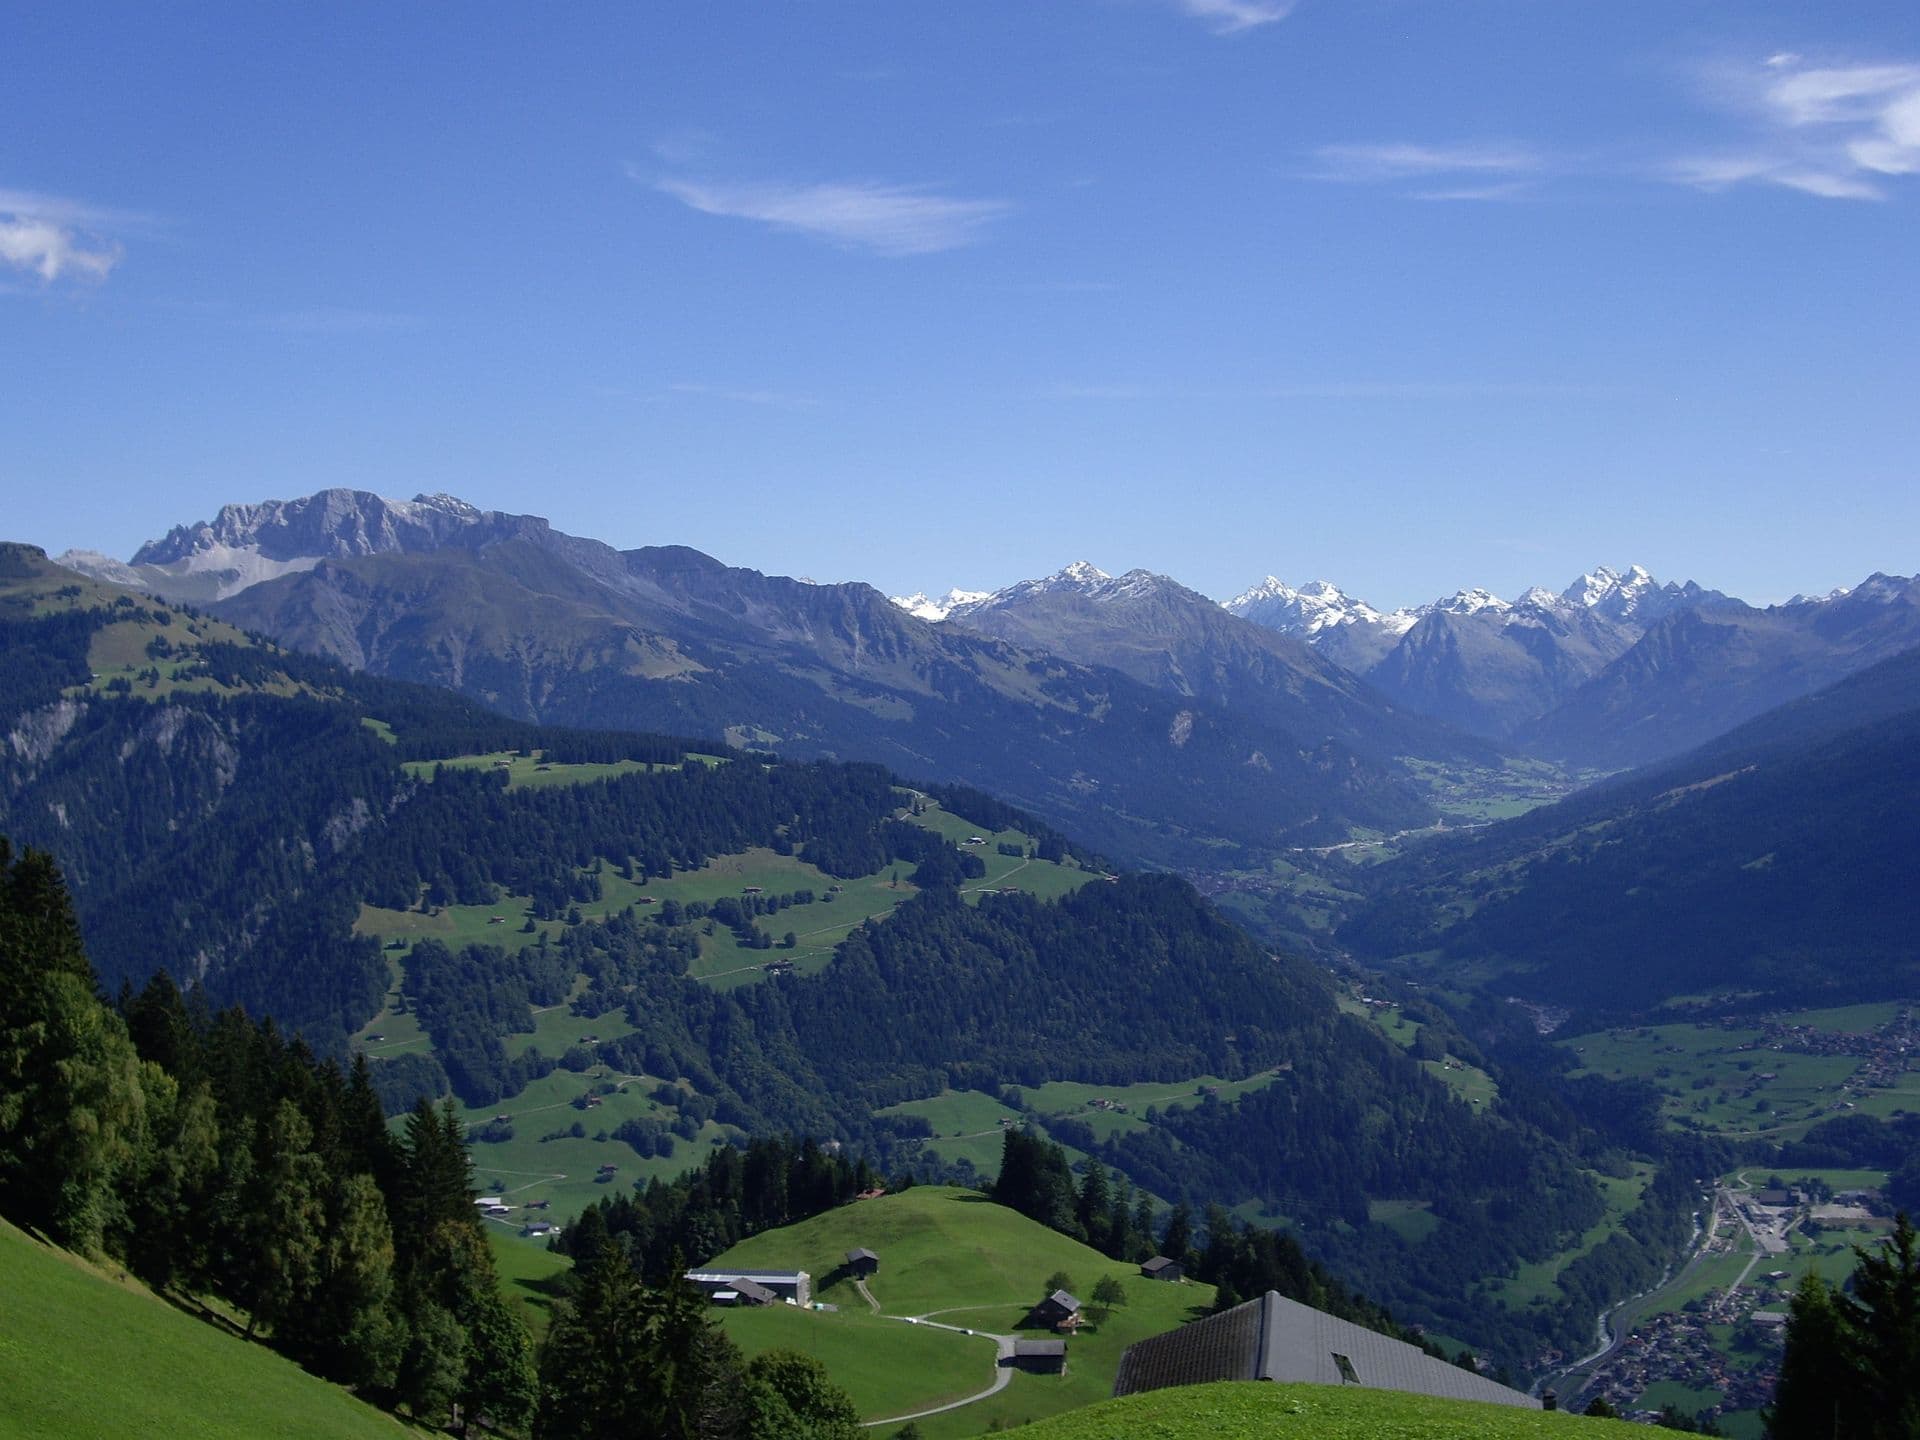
xmin=474 ymin=1194 xmax=558 ymax=1238
xmin=683 ymin=1267 xmax=815 ymax=1308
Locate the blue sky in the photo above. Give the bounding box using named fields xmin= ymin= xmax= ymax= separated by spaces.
xmin=4 ymin=1 xmax=1916 ymax=609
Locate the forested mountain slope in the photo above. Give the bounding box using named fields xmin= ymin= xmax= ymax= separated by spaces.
xmin=1341 ymin=647 xmax=1920 ymax=1015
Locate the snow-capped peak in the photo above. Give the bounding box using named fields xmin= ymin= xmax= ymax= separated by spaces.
xmin=1423 ymin=587 xmax=1510 ymax=618
xmin=1223 ymin=576 xmax=1416 ymax=638
xmin=889 ymin=587 xmax=990 ymax=622
xmin=1563 ymin=563 xmax=1659 ymax=611
xmin=1054 ymin=560 xmax=1111 ymax=586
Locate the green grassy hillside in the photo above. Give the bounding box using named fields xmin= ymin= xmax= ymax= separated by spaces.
xmin=0 ymin=1218 xmax=414 ymax=1440
xmin=1005 ymin=1380 xmax=1644 ymax=1439
xmin=702 ymin=1186 xmax=1215 ymax=1436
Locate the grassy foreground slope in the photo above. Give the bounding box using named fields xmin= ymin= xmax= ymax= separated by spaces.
xmin=0 ymin=1219 xmax=412 ymax=1440
xmin=1007 ymin=1380 xmax=1643 ymax=1440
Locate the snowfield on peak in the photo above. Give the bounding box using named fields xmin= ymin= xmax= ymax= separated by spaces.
xmin=888 ymin=587 xmax=991 ymax=622
xmin=1222 ymin=576 xmax=1417 ymax=638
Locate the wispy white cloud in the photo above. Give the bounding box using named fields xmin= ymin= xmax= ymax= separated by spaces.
xmin=1410 ymin=181 xmax=1536 ymax=203
xmin=1672 ymin=56 xmax=1920 ymax=200
xmin=1311 ymin=142 xmax=1543 ymax=184
xmin=0 ymin=188 xmax=128 ymax=284
xmin=1172 ymin=0 xmax=1296 ymax=35
xmin=665 ymin=382 xmax=818 ymax=409
xmin=649 ymin=174 xmax=1011 ymax=256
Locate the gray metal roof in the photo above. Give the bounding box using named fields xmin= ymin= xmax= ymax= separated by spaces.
xmin=1114 ymin=1291 xmax=1538 ymax=1410
xmin=846 ymin=1247 xmax=879 ymax=1263
xmin=1015 ymin=1339 xmax=1068 ymax=1357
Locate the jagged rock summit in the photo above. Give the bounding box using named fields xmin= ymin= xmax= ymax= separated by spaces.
xmin=58 ymin=489 xmax=545 ymax=603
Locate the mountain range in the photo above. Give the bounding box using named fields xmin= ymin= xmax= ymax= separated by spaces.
xmin=55 ymin=493 xmax=1461 ymax=865
xmin=53 ymin=490 xmax=1920 ymax=846
xmin=915 ymin=558 xmax=1919 ymax=773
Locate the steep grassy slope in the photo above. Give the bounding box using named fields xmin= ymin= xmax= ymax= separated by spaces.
xmin=1005 ymin=1380 xmax=1642 ymax=1439
xmin=0 ymin=1219 xmax=414 ymax=1440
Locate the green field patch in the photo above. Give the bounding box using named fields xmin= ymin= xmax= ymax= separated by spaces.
xmin=1751 ymin=1166 xmax=1891 ymax=1194
xmin=1024 ymin=1072 xmax=1282 ymax=1118
xmin=1769 ymin=1228 xmax=1884 ymax=1293
xmin=452 ymin=1062 xmax=738 ymax=1225
xmin=401 ymin=748 xmax=679 ymax=790
xmin=0 ymin=1218 xmax=417 ymax=1440
xmin=716 ymin=1304 xmax=994 ymax=1422
xmin=1399 ymin=756 xmax=1577 ymax=824
xmin=704 ymin=1187 xmax=1215 ymax=1435
xmin=486 ymin=1227 xmax=571 ymax=1340
xmin=1772 ymin=1001 xmax=1905 ymax=1032
xmin=500 ymin=997 xmax=636 ymax=1061
xmin=1422 ymin=1056 xmax=1499 ymax=1107
xmin=906 ymin=801 xmax=1104 ymax=905
xmin=880 ymin=1089 xmax=1025 ymax=1138
xmin=1338 ymin=996 xmax=1423 ymax=1050
xmin=360 ymin=716 xmax=397 ymax=744
xmin=1636 ymin=1380 xmax=1724 ymax=1414
xmin=1562 ymin=1022 xmax=1882 ymax=1141
xmin=81 ymin=613 xmax=308 ymax=701
xmin=354 ymin=898 xmax=560 ymax=956
xmin=1497 ymin=1166 xmax=1653 ymax=1308
xmin=875 ymin=1091 xmax=1028 ymax=1177
xmin=1368 ymin=1198 xmax=1440 ymax=1246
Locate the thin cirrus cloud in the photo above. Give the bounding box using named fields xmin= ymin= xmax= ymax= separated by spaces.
xmin=1172 ymin=0 xmax=1297 ymax=36
xmin=1671 ymin=54 xmax=1920 ymax=200
xmin=0 ymin=187 xmax=129 ymax=284
xmin=1309 ymin=142 xmax=1545 ymax=186
xmin=650 ymin=173 xmax=1012 ymax=256
xmin=665 ymin=382 xmax=818 ymax=410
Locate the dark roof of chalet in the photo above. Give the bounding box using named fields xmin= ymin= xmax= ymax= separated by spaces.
xmin=727 ymin=1277 xmax=779 ymax=1305
xmin=846 ymin=1248 xmax=879 ymax=1263
xmin=1038 ymin=1289 xmax=1080 ymax=1312
xmin=1113 ymin=1291 xmax=1538 ymax=1410
xmin=1141 ymin=1256 xmax=1181 ymax=1274
xmin=1014 ymin=1339 xmax=1068 ymax=1358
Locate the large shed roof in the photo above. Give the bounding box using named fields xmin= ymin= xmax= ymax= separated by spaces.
xmin=1113 ymin=1291 xmax=1537 ymax=1410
